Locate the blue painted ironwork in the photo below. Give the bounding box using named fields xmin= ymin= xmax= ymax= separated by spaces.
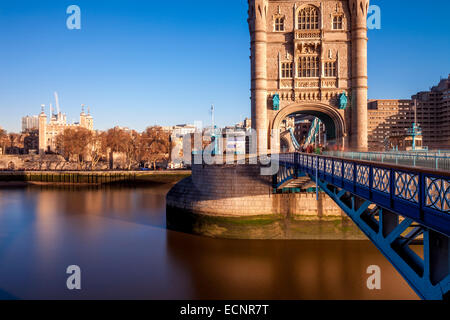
xmin=305 ymin=118 xmax=321 ymax=146
xmin=325 ymin=150 xmax=450 ymax=172
xmin=288 ymin=128 xmax=302 ymax=151
xmin=277 ymin=152 xmax=450 ymax=299
xmin=407 ymin=122 xmax=423 ymax=151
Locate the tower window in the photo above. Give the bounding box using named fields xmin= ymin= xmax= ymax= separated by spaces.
xmin=298 ymin=6 xmax=320 ymax=30
xmin=281 ymin=62 xmax=293 ymax=78
xmin=333 ymin=15 xmax=343 ymax=30
xmin=324 ymin=61 xmax=337 ymax=77
xmin=298 ymin=56 xmax=320 ymax=78
xmin=275 ymin=17 xmax=285 ymax=31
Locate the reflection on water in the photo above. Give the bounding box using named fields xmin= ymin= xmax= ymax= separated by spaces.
xmin=0 ymin=185 xmax=418 ymax=300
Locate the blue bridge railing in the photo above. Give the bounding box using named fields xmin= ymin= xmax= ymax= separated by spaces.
xmin=279 ymin=152 xmax=450 ymax=236
xmin=324 ymin=150 xmax=450 ymax=172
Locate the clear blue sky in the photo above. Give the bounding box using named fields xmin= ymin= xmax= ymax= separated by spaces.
xmin=0 ymin=0 xmax=449 ymax=133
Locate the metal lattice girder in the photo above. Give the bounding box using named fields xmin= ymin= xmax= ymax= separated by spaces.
xmin=278 ymin=153 xmax=450 ymax=236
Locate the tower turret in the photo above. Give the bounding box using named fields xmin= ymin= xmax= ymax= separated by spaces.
xmin=80 ymin=104 xmax=87 ymax=128
xmin=248 ymin=0 xmax=269 ymax=153
xmin=349 ymin=0 xmax=369 ymax=151
xmin=38 ymin=104 xmax=47 ymax=154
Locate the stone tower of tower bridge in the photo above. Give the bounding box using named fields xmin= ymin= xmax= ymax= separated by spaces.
xmin=248 ymin=0 xmax=369 ymax=152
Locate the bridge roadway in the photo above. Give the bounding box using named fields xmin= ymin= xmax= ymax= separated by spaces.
xmin=277 ymin=152 xmax=450 ymax=300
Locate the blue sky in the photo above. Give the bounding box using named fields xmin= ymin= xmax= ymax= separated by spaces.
xmin=0 ymin=0 xmax=449 ymax=133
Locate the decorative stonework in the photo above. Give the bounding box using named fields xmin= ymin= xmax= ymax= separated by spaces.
xmin=322 ymin=79 xmax=338 ymax=88
xmin=280 ymin=80 xmax=292 ymax=89
xmin=249 ymin=0 xmax=369 ymax=151
xmin=296 ymin=42 xmax=321 ymax=55
xmin=296 ymin=80 xmax=320 ymax=88
xmin=295 ymin=30 xmax=322 ymax=40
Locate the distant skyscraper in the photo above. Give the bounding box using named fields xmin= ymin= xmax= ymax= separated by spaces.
xmin=21 ymin=115 xmax=39 ymax=132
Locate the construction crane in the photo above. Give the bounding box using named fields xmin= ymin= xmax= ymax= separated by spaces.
xmin=54 ymin=92 xmax=60 ymax=115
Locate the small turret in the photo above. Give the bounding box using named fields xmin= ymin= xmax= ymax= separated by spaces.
xmin=38 ymin=105 xmax=47 ymax=155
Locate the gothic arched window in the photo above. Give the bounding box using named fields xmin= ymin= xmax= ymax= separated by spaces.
xmin=324 ymin=61 xmax=337 ymax=77
xmin=281 ymin=62 xmax=293 ymax=78
xmin=333 ymin=15 xmax=343 ymax=30
xmin=274 ymin=17 xmax=285 ymax=31
xmin=298 ymin=6 xmax=320 ymax=30
xmin=298 ymin=56 xmax=320 ymax=78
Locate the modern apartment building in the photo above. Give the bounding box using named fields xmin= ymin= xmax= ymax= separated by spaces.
xmin=368 ymin=74 xmax=450 ymax=150
xmin=413 ymin=75 xmax=450 ymax=149
xmin=21 ymin=115 xmax=39 ymax=132
xmin=367 ymin=99 xmax=412 ymax=150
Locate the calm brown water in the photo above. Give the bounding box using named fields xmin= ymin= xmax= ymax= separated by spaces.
xmin=0 ymin=184 xmax=419 ymax=300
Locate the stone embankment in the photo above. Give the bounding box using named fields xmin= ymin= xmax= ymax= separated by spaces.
xmin=0 ymin=170 xmax=191 ymax=186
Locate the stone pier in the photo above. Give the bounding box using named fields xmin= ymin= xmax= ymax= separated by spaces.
xmin=166 ymin=162 xmax=343 ymax=217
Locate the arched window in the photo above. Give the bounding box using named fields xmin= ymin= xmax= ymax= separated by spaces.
xmin=298 ymin=6 xmax=320 ymax=30
xmin=275 ymin=17 xmax=285 ymax=31
xmin=324 ymin=61 xmax=337 ymax=77
xmin=298 ymin=56 xmax=320 ymax=77
xmin=332 ymin=15 xmax=343 ymax=30
xmin=281 ymin=62 xmax=293 ymax=78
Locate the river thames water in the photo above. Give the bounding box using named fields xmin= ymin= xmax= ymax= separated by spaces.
xmin=0 ymin=184 xmax=419 ymax=300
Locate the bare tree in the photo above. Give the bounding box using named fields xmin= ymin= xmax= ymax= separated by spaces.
xmin=88 ymin=132 xmax=107 ymax=170
xmin=0 ymin=129 xmax=7 ymax=154
xmin=56 ymin=127 xmax=93 ymax=169
xmin=139 ymin=126 xmax=172 ymax=169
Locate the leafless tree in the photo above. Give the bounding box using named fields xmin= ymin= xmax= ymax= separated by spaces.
xmin=56 ymin=127 xmax=93 ymax=169
xmin=0 ymin=129 xmax=7 ymax=154
xmin=139 ymin=126 xmax=172 ymax=169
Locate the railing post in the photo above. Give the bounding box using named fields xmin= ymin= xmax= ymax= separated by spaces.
xmin=316 ymin=155 xmax=319 ymax=201
xmin=331 ymin=158 xmax=335 ymax=181
xmin=390 ymin=168 xmax=395 ymax=207
xmin=418 ymin=172 xmax=425 ymax=221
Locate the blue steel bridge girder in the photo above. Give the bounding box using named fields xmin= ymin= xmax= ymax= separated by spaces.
xmin=277 ymin=153 xmax=450 ymax=300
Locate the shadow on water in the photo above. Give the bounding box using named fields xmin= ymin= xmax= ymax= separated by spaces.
xmin=164 ymin=231 xmax=419 ymax=300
